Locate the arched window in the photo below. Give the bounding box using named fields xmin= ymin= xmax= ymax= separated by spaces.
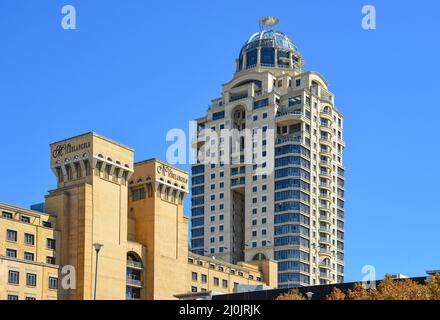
xmin=252 ymin=253 xmax=267 ymax=261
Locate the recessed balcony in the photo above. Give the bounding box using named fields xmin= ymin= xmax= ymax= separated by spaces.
xmin=126 ymin=277 xmax=143 ymax=288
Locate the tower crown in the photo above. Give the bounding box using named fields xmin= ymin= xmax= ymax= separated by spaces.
xmin=237 ymin=17 xmax=303 ymax=73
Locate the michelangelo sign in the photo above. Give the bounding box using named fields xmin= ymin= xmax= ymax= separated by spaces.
xmin=52 ymin=142 xmax=91 ymax=158
xmin=157 ymin=165 xmax=188 ymax=184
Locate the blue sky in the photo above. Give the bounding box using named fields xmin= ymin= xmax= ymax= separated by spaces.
xmin=0 ymin=0 xmax=439 ymax=282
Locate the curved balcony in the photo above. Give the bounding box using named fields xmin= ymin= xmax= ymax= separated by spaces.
xmin=319 ymin=150 xmax=332 ymax=157
xmin=319 ymin=215 xmax=332 ymax=223
xmin=320 ymin=273 xmax=333 ymax=282
xmin=319 ymin=182 xmax=331 ymax=190
xmin=319 ymin=171 xmax=332 ymax=179
xmin=319 ymin=137 xmax=332 ymax=147
xmin=319 ymin=194 xmax=331 ymax=202
xmin=319 ymin=226 xmax=332 ymax=235
xmin=319 ymin=248 xmax=332 ymax=257
xmin=319 ymin=262 xmax=332 ymax=269
xmin=276 ymin=110 xmax=310 ymax=126
xmin=319 ymin=237 xmax=332 ymax=246
xmin=319 ymin=123 xmax=332 ymax=132
xmin=320 ymin=111 xmax=333 ymax=121
xmin=276 ymin=136 xmax=303 ymax=145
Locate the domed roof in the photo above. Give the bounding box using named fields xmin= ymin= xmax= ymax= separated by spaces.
xmin=245 ymin=30 xmax=297 ymax=51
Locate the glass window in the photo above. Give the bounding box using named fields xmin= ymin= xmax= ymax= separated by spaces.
xmin=6 ymin=249 xmax=17 ymax=258
xmin=48 ymin=277 xmax=58 ymax=290
xmin=24 ymin=233 xmax=35 ymax=245
xmin=261 ymin=47 xmax=275 ymax=66
xmin=6 ymin=229 xmax=17 ymax=242
xmin=24 ymin=252 xmax=35 ymax=261
xmin=8 ymin=270 xmax=19 ymax=284
xmin=26 ymin=273 xmax=37 ymax=287
xmin=47 ymin=238 xmax=56 ymax=250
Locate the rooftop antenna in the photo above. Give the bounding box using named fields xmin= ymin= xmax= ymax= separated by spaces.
xmin=259 ymin=16 xmax=279 ymax=32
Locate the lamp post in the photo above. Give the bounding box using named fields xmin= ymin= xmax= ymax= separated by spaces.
xmin=93 ymin=243 xmax=103 ymax=300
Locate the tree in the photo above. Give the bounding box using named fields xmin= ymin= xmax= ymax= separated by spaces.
xmin=426 ymin=273 xmax=440 ymax=300
xmin=346 ymin=282 xmax=377 ymax=300
xmin=276 ymin=289 xmax=306 ymax=300
xmin=374 ymin=276 xmax=430 ymax=300
xmin=326 ymin=287 xmax=346 ymax=300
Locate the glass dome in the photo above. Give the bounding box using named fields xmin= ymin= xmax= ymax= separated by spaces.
xmin=245 ymin=30 xmax=297 ymax=51
xmin=237 ymin=28 xmax=301 ymax=72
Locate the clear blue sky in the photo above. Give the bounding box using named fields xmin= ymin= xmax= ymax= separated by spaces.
xmin=0 ymin=0 xmax=439 ymax=282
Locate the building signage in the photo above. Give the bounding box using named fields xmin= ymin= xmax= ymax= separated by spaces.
xmin=52 ymin=142 xmax=91 ymax=158
xmin=157 ymin=165 xmax=188 ymax=184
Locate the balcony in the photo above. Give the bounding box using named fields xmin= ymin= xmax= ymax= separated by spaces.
xmin=319 ymin=226 xmax=332 ymax=234
xmin=276 ymin=136 xmax=302 ymax=145
xmin=319 ymin=137 xmax=332 ymax=147
xmin=229 ymin=93 xmax=249 ymax=102
xmin=319 ymin=248 xmax=332 ymax=256
xmin=320 ymin=182 xmax=331 ymax=189
xmin=320 ymin=273 xmax=333 ymax=281
xmin=319 ymin=261 xmax=332 ymax=269
xmin=126 ymin=277 xmax=143 ymax=287
xmin=319 ymin=237 xmax=332 ymax=246
xmin=276 ymin=109 xmax=310 ymax=126
xmin=319 ymin=171 xmax=331 ymax=179
xmin=319 ymin=194 xmax=331 ymax=201
xmin=319 ymin=122 xmax=332 ymax=133
xmin=320 ymin=111 xmax=333 ymax=121
xmin=126 ymin=295 xmax=141 ymax=301
xmin=319 ymin=150 xmax=332 ymax=157
xmin=319 ymin=215 xmax=332 ymax=223
xmin=127 ymin=260 xmax=144 ymax=270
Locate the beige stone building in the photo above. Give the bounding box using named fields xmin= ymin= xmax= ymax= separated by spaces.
xmin=0 ymin=132 xmax=276 ymax=300
xmin=191 ymin=17 xmax=345 ymax=287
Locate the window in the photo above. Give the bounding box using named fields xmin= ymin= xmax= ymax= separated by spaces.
xmin=222 ymin=279 xmax=228 ymax=288
xmin=296 ymin=79 xmax=301 ymax=87
xmin=191 ymin=286 xmax=197 ymax=293
xmin=6 ymin=229 xmax=17 ymax=242
xmin=25 ymin=233 xmax=35 ymax=245
xmin=2 ymin=212 xmax=13 ymax=219
xmin=20 ymin=216 xmax=31 ymax=223
xmin=201 ymin=274 xmax=207 ymax=283
xmin=132 ymin=188 xmax=146 ymax=201
xmin=8 ymin=295 xmax=19 ymax=300
xmin=8 ymin=270 xmax=19 ymax=284
xmin=191 ymin=272 xmax=198 ymax=281
xmin=46 ymin=257 xmax=56 ymax=265
xmin=6 ymin=249 xmax=17 ymax=258
xmin=48 ymin=277 xmax=58 ymax=290
xmin=25 ymin=297 xmax=36 ymax=300
xmin=213 ymin=277 xmax=219 ymax=286
xmin=26 ymin=273 xmax=37 ymax=287
xmin=47 ymin=238 xmax=56 ymax=250
xmin=212 ymin=111 xmax=225 ymax=121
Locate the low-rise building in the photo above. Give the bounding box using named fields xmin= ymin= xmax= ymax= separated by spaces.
xmin=0 ymin=132 xmax=276 ymax=300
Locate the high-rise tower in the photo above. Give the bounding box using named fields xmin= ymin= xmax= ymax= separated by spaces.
xmin=191 ymin=17 xmax=345 ymax=287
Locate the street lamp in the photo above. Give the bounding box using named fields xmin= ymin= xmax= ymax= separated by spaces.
xmin=93 ymin=243 xmax=103 ymax=300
